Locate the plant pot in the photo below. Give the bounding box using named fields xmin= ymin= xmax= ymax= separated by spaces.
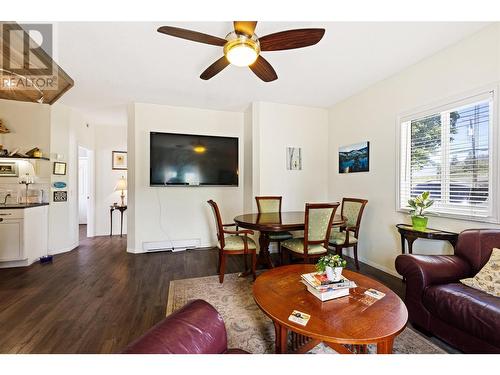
xmin=325 ymin=266 xmax=343 ymax=282
xmin=411 ymin=216 xmax=428 ymax=231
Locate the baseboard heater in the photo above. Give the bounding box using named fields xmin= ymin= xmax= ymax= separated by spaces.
xmin=142 ymin=239 xmax=201 ymax=253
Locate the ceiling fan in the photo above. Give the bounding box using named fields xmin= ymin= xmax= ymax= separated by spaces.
xmin=157 ymin=21 xmax=325 ymax=82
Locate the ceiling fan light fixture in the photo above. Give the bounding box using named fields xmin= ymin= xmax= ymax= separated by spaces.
xmin=224 ymin=32 xmax=260 ymax=67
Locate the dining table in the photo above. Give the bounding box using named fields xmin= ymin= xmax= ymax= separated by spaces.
xmin=233 ymin=211 xmax=347 ymax=268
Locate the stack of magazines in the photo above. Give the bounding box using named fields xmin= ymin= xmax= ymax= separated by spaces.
xmin=301 ymin=272 xmax=357 ymax=301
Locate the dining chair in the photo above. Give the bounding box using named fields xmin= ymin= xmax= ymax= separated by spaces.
xmin=328 ymin=198 xmax=368 ymax=270
xmin=280 ymin=202 xmax=340 ymax=264
xmin=207 ymin=200 xmax=257 ymax=283
xmin=255 ymin=196 xmax=293 ymax=258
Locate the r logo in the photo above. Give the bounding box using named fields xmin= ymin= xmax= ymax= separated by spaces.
xmin=2 ymin=23 xmax=53 ymax=76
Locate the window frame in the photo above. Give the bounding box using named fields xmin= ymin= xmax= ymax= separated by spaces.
xmin=395 ymin=85 xmax=499 ymax=224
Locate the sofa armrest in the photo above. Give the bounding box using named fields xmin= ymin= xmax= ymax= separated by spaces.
xmin=122 ymin=299 xmax=228 ymax=354
xmin=395 ymin=254 xmax=471 ymax=330
xmin=395 ymin=254 xmax=471 ymax=288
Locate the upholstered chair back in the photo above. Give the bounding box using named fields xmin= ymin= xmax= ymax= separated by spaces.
xmin=455 ymin=229 xmax=500 ymax=274
xmin=255 ymin=196 xmax=282 ymax=213
xmin=341 ymin=198 xmax=368 ymax=235
xmin=304 ymin=203 xmax=339 ymax=245
xmin=207 ymin=200 xmax=225 ymax=249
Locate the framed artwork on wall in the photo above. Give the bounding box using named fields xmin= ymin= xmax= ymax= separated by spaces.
xmin=53 ymin=190 xmax=67 ymax=202
xmin=112 ymin=151 xmax=127 ymax=170
xmin=286 ymin=147 xmax=302 ymax=170
xmin=0 ymin=162 xmax=18 ymax=177
xmin=53 ymin=162 xmax=67 ymax=175
xmin=339 ymin=141 xmax=370 ymax=174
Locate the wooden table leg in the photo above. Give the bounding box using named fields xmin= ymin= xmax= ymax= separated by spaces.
xmin=120 ymin=210 xmax=124 ymax=237
xmin=377 ymin=337 xmax=394 ymax=354
xmin=400 ymin=233 xmax=406 ymax=254
xmin=406 ymin=236 xmax=417 ymax=255
xmin=258 ymin=232 xmax=274 ymax=269
xmin=273 ymin=321 xmax=288 ymax=354
xmin=110 ymin=208 xmax=113 ymax=237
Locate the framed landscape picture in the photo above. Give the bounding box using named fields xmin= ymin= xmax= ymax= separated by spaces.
xmin=112 ymin=151 xmax=127 ymax=170
xmin=339 ymin=141 xmax=370 ymax=173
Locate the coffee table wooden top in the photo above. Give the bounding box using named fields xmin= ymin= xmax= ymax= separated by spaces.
xmin=253 ymin=265 xmax=408 ymax=345
xmin=234 ymin=211 xmax=346 ymax=232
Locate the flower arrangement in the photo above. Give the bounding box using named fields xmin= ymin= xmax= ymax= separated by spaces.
xmin=316 ymin=254 xmax=347 ymax=273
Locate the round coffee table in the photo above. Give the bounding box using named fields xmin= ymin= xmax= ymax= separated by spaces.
xmin=253 ymin=264 xmax=408 ymax=354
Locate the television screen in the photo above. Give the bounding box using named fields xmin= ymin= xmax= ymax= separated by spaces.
xmin=150 ymin=132 xmax=239 ymax=186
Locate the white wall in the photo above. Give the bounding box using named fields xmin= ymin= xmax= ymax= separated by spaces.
xmin=328 ymin=24 xmax=500 ymax=276
xmin=253 ymin=102 xmax=329 ymax=211
xmin=243 ymin=105 xmax=253 ymax=213
xmin=127 ymin=103 xmax=244 ymax=253
xmin=94 ymin=124 xmax=127 ymax=236
xmin=49 ymin=104 xmax=95 ymax=254
xmin=0 ymin=99 xmax=51 ymax=198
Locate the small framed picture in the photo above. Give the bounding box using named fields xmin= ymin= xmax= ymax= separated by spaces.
xmin=0 ymin=162 xmax=18 ymax=177
xmin=112 ymin=151 xmax=127 ymax=170
xmin=286 ymin=147 xmax=302 ymax=170
xmin=53 ymin=190 xmax=67 ymax=202
xmin=53 ymin=162 xmax=67 ymax=175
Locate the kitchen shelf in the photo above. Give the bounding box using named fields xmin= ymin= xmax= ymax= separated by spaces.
xmin=0 ymin=156 xmax=50 ymax=161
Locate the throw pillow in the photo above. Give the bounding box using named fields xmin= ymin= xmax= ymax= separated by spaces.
xmin=460 ymin=248 xmax=500 ymax=297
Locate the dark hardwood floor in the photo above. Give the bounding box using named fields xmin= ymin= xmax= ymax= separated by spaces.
xmin=0 ymin=225 xmax=434 ymax=354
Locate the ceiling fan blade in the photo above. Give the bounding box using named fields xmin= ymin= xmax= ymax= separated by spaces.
xmin=200 ymin=56 xmax=230 ymax=80
xmin=259 ymin=28 xmax=325 ymax=51
xmin=157 ymin=26 xmax=227 ymax=46
xmin=234 ymin=21 xmax=258 ymax=36
xmin=249 ymin=55 xmax=277 ymax=82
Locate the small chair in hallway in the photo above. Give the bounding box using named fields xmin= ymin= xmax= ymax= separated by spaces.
xmin=255 ymin=196 xmax=293 ymax=259
xmin=208 ymin=200 xmax=257 ymax=283
xmin=328 ymin=197 xmax=368 ymax=270
xmin=281 ymin=202 xmax=339 ymax=264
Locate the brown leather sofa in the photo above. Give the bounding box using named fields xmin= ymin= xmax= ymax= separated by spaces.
xmin=122 ymin=299 xmax=249 ymax=354
xmin=395 ymin=229 xmax=500 ymax=354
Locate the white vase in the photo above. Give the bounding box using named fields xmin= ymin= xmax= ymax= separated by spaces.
xmin=325 ymin=266 xmax=343 ymax=282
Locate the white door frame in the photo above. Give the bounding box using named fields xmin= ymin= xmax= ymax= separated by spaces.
xmin=78 ymin=145 xmax=95 ymax=238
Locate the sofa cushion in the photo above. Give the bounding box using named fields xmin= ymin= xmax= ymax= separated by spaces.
xmin=423 ymin=283 xmax=500 ymax=346
xmin=460 ymin=248 xmax=500 ymax=297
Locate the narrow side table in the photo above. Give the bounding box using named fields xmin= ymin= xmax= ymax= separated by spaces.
xmin=395 ymin=224 xmax=458 ymax=254
xmin=110 ymin=205 xmax=127 ymax=237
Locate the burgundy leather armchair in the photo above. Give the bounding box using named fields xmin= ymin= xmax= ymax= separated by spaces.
xmin=122 ymin=299 xmax=249 ymax=354
xmin=395 ymin=229 xmax=500 ymax=353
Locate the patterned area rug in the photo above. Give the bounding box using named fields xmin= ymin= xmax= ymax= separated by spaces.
xmin=166 ymin=273 xmax=446 ymax=354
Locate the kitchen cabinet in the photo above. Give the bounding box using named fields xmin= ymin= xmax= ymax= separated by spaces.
xmin=0 ymin=204 xmax=48 ymax=268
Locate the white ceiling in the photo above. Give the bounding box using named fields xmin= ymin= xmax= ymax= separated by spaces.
xmin=55 ymin=22 xmax=489 ymax=124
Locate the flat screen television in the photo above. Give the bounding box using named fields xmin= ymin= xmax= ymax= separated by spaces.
xmin=150 ymin=132 xmax=239 ymax=186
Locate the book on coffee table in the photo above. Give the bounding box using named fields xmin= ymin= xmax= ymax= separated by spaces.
xmin=301 ymin=272 xmax=356 ymax=292
xmin=305 ymin=283 xmax=350 ymax=301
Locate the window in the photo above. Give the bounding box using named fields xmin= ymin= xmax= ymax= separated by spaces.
xmin=398 ymin=90 xmax=497 ymax=222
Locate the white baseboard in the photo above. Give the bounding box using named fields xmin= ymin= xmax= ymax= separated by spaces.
xmin=357 ymin=255 xmax=402 ymax=279
xmin=48 ymin=241 xmax=79 ymax=255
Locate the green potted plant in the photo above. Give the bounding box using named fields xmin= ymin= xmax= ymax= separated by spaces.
xmin=316 ymin=254 xmax=347 ymax=282
xmin=408 ymin=191 xmax=434 ymax=231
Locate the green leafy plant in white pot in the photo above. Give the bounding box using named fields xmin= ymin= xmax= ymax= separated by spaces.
xmin=316 ymin=254 xmax=347 ymax=282
xmin=408 ymin=191 xmax=434 ymax=231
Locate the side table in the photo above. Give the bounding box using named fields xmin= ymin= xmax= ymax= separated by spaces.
xmin=395 ymin=224 xmax=458 ymax=254
xmin=110 ymin=205 xmax=127 ymax=237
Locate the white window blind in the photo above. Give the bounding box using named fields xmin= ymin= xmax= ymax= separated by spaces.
xmin=399 ymin=91 xmax=495 ymax=221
